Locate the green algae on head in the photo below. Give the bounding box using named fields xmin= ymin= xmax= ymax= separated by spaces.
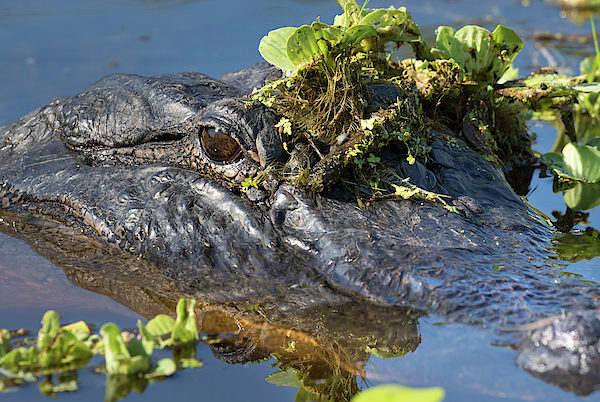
xmin=253 ymin=0 xmax=531 ymax=206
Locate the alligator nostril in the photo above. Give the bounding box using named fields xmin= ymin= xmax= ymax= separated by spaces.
xmin=200 ymin=127 xmax=243 ymax=163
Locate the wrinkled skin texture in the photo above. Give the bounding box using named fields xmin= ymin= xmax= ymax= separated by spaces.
xmin=1 ymin=62 xmax=599 ymax=395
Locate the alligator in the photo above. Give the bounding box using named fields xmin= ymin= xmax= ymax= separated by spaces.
xmin=1 ymin=62 xmax=599 ymax=395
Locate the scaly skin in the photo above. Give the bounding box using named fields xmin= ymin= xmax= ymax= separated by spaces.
xmin=0 ymin=62 xmax=598 ymax=393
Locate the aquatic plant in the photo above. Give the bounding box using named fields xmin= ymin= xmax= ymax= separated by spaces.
xmin=257 ymin=1 xmax=600 ymax=215
xmin=0 ymin=299 xmax=202 ymax=399
xmin=542 ymin=137 xmax=600 ymax=182
xmin=351 ymin=384 xmax=445 ymax=402
xmin=253 ymin=0 xmax=536 ymax=208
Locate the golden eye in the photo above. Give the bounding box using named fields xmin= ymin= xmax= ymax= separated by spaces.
xmin=200 ymin=127 xmax=243 ymax=163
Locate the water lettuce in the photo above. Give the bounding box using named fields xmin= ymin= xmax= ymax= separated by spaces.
xmin=542 ymin=138 xmax=600 ymax=183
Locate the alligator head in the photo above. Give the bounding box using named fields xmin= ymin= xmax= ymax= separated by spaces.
xmin=0 ymin=62 xmax=599 ymax=393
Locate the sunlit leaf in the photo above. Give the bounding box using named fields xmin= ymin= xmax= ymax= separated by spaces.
xmin=145 ymin=315 xmax=175 ymax=337
xmin=60 ymin=321 xmax=90 ymax=342
xmin=171 ymin=299 xmax=199 ymax=344
xmin=435 ymin=26 xmax=455 ymax=55
xmin=54 ymin=331 xmax=93 ymax=366
xmin=492 ymin=25 xmax=523 ymax=64
xmin=543 ymin=140 xmax=600 ymax=183
xmin=572 ymin=83 xmax=600 ymax=93
xmin=259 ymin=27 xmax=298 ymax=72
xmin=38 ymin=311 xmax=61 ymax=352
xmin=562 ymin=142 xmax=600 ymax=182
xmin=100 ymin=323 xmax=149 ymax=375
xmin=351 ymin=384 xmax=445 ymax=402
xmin=0 ymin=330 xmax=10 ymax=358
xmin=0 ymin=347 xmax=34 ymax=367
xmin=287 ymin=22 xmax=341 ymax=67
xmin=145 ymin=358 xmax=176 ymax=379
xmin=138 ymin=321 xmax=160 ymax=355
xmin=563 ymin=182 xmax=600 ymax=211
xmin=450 ymin=25 xmax=522 ymax=86
xmin=340 ymin=25 xmax=377 ymax=49
xmin=498 ymin=64 xmax=519 ymax=84
xmin=359 ymin=7 xmax=421 ymax=43
xmin=295 ymin=386 xmax=321 ymax=402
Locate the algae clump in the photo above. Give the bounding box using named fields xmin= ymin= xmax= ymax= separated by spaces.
xmin=253 ymin=0 xmax=530 ymax=208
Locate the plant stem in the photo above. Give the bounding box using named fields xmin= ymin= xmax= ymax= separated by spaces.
xmin=590 ymin=16 xmax=600 ymax=82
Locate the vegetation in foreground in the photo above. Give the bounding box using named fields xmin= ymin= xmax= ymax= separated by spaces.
xmin=1 ymin=300 xmax=442 ymax=402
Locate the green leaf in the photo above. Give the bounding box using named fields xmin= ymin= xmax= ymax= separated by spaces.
xmin=572 ymin=82 xmax=600 ymax=93
xmin=266 ymin=369 xmax=302 ymax=387
xmin=259 ymin=27 xmax=298 ymax=72
xmin=138 ymin=317 xmax=175 ymax=354
xmin=435 ymin=26 xmax=456 ymax=55
xmin=543 ymin=140 xmax=600 ymax=183
xmin=492 ymin=25 xmax=523 ymax=64
xmin=450 ymin=25 xmax=522 ymax=86
xmin=100 ymin=323 xmax=149 ymax=375
xmin=0 ymin=329 xmax=10 ymax=358
xmin=60 ymin=321 xmax=90 ymax=342
xmin=295 ymin=386 xmax=321 ymax=402
xmin=498 ymin=64 xmax=519 ymax=84
xmin=138 ymin=321 xmax=159 ymax=355
xmin=562 ymin=142 xmax=600 ymax=182
xmin=451 ymin=26 xmax=495 ymax=84
xmin=54 ymin=330 xmax=93 ymax=366
xmin=0 ymin=347 xmax=33 ymax=367
xmin=287 ymin=22 xmax=342 ymax=67
xmin=171 ymin=299 xmax=199 ymax=344
xmin=341 ymin=25 xmax=377 ymax=48
xmin=334 ymin=0 xmax=365 ymax=27
xmin=359 ymin=7 xmax=421 ymax=43
xmin=563 ymin=182 xmax=600 ymax=211
xmin=145 ymin=358 xmax=176 ymax=379
xmin=351 ymin=384 xmax=445 ymax=402
xmin=38 ymin=311 xmax=61 ymax=352
xmin=145 ymin=315 xmax=175 ymax=337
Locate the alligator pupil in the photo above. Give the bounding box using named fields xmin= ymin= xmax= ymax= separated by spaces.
xmin=201 ymin=127 xmax=242 ymax=163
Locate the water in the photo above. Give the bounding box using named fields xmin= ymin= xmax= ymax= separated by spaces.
xmin=1 ymin=0 xmax=600 ymax=401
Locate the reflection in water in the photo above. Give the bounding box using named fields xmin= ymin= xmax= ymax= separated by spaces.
xmin=3 ymin=195 xmax=600 ymax=399
xmin=0 ymin=209 xmax=421 ymax=401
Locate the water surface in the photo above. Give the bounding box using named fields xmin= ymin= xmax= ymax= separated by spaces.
xmin=1 ymin=0 xmax=600 ymax=401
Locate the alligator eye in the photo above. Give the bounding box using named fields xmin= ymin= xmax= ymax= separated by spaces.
xmin=200 ymin=127 xmax=243 ymax=163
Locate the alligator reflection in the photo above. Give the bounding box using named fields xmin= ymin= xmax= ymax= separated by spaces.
xmin=0 ymin=209 xmax=421 ymax=401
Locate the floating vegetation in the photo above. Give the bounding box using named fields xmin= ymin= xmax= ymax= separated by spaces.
xmin=251 ymin=0 xmax=543 ymax=207
xmin=252 ymin=1 xmax=600 ymax=215
xmin=0 ymin=299 xmax=203 ymax=400
xmin=542 ymin=137 xmax=600 ymax=182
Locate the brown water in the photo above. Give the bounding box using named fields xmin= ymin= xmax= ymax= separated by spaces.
xmin=1 ymin=0 xmax=600 ymax=401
